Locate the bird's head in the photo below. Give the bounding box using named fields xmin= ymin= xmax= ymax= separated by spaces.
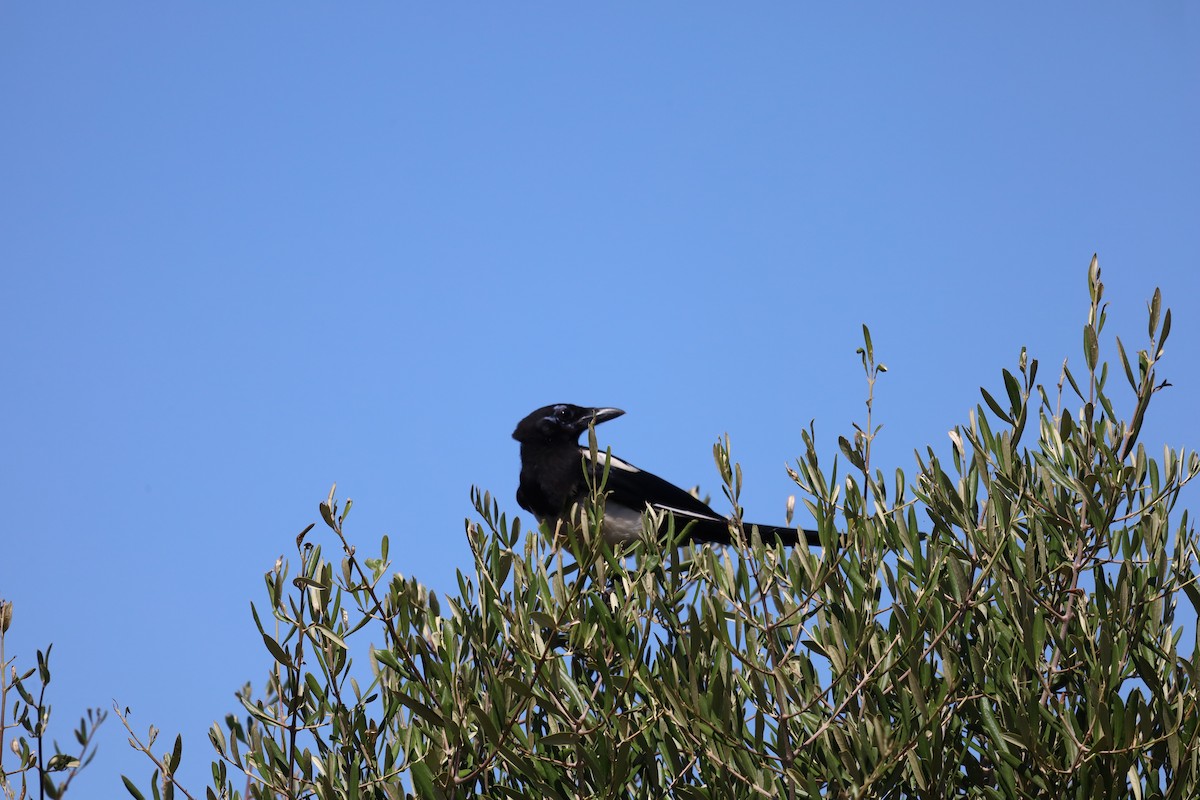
xmin=512 ymin=404 xmax=625 ymax=445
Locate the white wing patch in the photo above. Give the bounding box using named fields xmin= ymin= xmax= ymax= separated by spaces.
xmin=579 ymin=449 xmax=731 ymax=543
xmin=599 ymin=503 xmax=720 ymax=544
xmin=651 ymin=504 xmax=723 ymax=523
xmin=581 ymin=449 xmax=641 ymax=473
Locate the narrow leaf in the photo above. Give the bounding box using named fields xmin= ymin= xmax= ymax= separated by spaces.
xmin=1002 ymin=369 xmax=1022 ymax=412
xmin=541 ymin=732 xmax=580 ymax=747
xmin=1084 ymin=324 xmax=1099 ymax=371
xmin=261 ymin=634 xmax=295 ymax=669
xmin=838 ymin=436 xmax=865 ymax=471
xmin=980 ymin=388 xmax=1014 ymax=424
xmin=122 ymin=777 xmax=147 ymax=800
xmin=1148 ymin=287 xmax=1161 ymax=339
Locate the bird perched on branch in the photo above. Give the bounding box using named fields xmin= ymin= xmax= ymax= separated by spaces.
xmin=512 ymin=404 xmax=821 ymax=547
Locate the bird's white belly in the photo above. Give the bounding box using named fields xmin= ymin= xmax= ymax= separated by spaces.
xmin=600 ymin=503 xmax=646 ymax=544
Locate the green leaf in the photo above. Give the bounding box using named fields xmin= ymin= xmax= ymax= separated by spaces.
xmin=541 ymin=731 xmax=580 ymax=747
xmin=373 ymin=647 xmax=401 ymax=672
xmin=261 ymin=633 xmax=295 ymax=669
xmin=980 ymin=387 xmax=1014 ymax=424
xmin=977 ymin=696 xmax=1009 ymax=756
xmin=169 ymin=734 xmax=183 ymax=772
xmin=394 ymin=690 xmax=444 ymax=727
xmin=838 ymin=436 xmax=865 ymax=471
xmin=122 ymin=776 xmax=147 ymax=800
xmin=236 ymin=694 xmax=278 ymax=727
xmin=37 ymin=647 xmax=51 ymax=684
xmin=1084 ymin=323 xmax=1099 ymax=371
xmin=1148 ymin=287 xmax=1161 ymax=339
xmin=1115 ymin=336 xmax=1138 ymax=392
xmin=45 ymin=754 xmax=79 ymax=771
xmin=1061 ymin=362 xmax=1085 ymax=400
xmin=1158 ymin=307 xmax=1172 ymax=357
xmin=291 ymin=576 xmax=325 ymax=589
xmin=207 ymin=723 xmax=226 ymax=756
xmin=1002 ymin=368 xmax=1022 ymax=412
xmin=409 ymin=760 xmax=444 ymax=800
xmin=312 ymin=624 xmax=348 ymax=650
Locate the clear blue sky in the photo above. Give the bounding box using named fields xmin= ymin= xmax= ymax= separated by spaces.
xmin=3 ymin=4 xmax=1198 ymax=796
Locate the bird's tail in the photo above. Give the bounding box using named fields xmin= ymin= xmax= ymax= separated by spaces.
xmin=680 ymin=517 xmax=822 ymax=548
xmin=743 ymin=522 xmax=822 ymax=548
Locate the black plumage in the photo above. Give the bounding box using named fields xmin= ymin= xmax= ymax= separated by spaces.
xmin=513 ymin=404 xmax=820 ymax=547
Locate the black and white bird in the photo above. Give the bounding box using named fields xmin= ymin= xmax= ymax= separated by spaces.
xmin=512 ymin=404 xmax=821 ymax=547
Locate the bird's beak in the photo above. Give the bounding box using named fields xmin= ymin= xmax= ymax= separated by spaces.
xmin=589 ymin=407 xmax=625 ymax=426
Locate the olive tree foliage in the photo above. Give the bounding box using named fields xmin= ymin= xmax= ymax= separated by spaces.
xmin=120 ymin=259 xmax=1200 ymax=799
xmin=0 ymin=601 xmax=107 ymax=800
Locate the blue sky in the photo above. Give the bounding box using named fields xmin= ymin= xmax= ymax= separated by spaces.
xmin=3 ymin=4 xmax=1198 ymax=796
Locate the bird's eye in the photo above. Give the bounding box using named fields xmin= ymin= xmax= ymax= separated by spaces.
xmin=555 ymin=406 xmax=570 ymax=420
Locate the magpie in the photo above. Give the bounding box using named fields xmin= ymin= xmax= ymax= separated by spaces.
xmin=513 ymin=404 xmax=821 ymax=548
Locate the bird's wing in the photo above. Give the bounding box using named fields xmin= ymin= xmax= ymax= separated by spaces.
xmin=581 ymin=449 xmax=727 ymax=524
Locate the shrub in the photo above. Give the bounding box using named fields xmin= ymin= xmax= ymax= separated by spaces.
xmin=120 ymin=257 xmax=1200 ymax=799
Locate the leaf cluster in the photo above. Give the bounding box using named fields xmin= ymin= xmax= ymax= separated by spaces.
xmin=119 ymin=258 xmax=1200 ymax=799
xmin=0 ymin=601 xmax=107 ymax=800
